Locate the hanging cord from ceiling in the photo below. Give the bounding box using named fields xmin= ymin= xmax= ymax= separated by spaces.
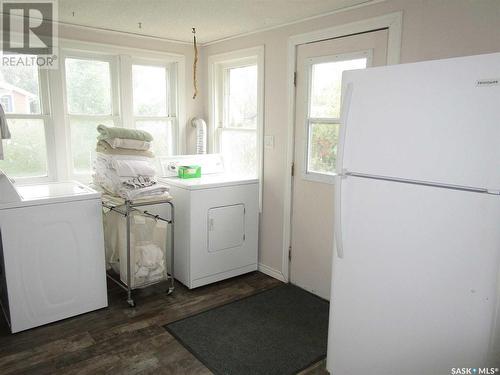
xmin=192 ymin=27 xmax=198 ymax=100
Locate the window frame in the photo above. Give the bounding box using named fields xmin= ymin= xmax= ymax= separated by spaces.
xmin=129 ymin=58 xmax=178 ymax=158
xmin=60 ymin=50 xmax=120 ymax=178
xmin=208 ymin=46 xmax=264 ymax=210
xmin=302 ymin=49 xmax=372 ymax=184
xmin=0 ymin=64 xmax=56 ymax=184
xmin=46 ymin=39 xmax=185 ymax=183
xmin=0 ymin=95 xmax=13 ymax=112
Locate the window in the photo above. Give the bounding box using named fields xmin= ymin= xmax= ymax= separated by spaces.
xmin=60 ymin=48 xmax=180 ymax=179
xmin=0 ymin=56 xmax=51 ymax=179
xmin=305 ymin=52 xmax=369 ymax=179
xmin=226 ymin=65 xmax=257 ymax=129
xmin=0 ymin=96 xmax=13 ymax=112
xmin=220 ymin=64 xmax=258 ymax=175
xmin=132 ymin=64 xmax=174 ymax=157
xmin=211 ymin=48 xmax=263 ymax=179
xmin=64 ymin=56 xmax=116 ymax=175
xmin=0 ymin=42 xmax=182 ymax=183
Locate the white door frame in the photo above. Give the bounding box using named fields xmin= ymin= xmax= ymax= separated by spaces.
xmin=281 ymin=12 xmax=403 ymax=282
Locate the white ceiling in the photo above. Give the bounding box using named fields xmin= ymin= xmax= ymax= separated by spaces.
xmin=57 ymin=0 xmax=375 ymax=44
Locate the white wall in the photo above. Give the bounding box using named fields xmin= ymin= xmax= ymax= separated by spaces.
xmin=201 ymin=0 xmax=500 ymax=276
xmin=58 ymin=23 xmax=205 ymax=153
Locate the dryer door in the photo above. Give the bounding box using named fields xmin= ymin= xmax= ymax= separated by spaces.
xmin=208 ymin=204 xmax=245 ymax=252
xmin=189 ymin=183 xmax=259 ymax=287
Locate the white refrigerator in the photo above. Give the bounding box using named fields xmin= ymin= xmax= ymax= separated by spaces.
xmin=327 ymin=53 xmax=500 ymax=374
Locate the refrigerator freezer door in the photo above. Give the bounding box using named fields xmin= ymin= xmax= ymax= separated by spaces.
xmin=340 ymin=53 xmax=500 ymax=191
xmin=328 ymin=176 xmax=500 ymax=374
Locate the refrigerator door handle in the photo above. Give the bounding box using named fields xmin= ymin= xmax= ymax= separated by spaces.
xmin=333 ymin=83 xmax=353 ymax=259
xmin=334 ymin=174 xmax=345 ymax=259
xmin=336 ymin=83 xmax=353 ymax=175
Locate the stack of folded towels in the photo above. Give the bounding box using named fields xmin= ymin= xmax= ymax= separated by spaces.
xmin=93 ymin=124 xmax=169 ymax=201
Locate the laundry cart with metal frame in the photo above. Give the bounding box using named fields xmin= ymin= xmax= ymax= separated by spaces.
xmin=101 ymin=195 xmax=175 ymax=307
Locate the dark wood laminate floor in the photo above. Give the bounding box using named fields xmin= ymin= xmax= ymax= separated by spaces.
xmin=0 ymin=272 xmax=328 ymax=375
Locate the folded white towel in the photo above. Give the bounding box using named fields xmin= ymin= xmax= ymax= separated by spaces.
xmin=111 ymin=159 xmax=156 ymax=177
xmin=96 ymin=152 xmax=152 ymax=164
xmin=122 ymin=176 xmax=156 ymax=189
xmin=105 ymin=138 xmax=151 ymax=151
xmin=117 ymin=184 xmax=169 ymax=201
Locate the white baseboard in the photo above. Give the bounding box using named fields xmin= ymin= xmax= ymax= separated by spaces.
xmin=258 ymin=263 xmax=287 ymax=282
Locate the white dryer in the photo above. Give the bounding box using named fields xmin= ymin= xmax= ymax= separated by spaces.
xmin=0 ymin=173 xmax=108 ymax=333
xmin=159 ymin=154 xmax=259 ymax=289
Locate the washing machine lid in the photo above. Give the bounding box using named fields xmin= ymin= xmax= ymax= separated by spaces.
xmin=160 ymin=174 xmax=258 ymax=190
xmin=0 ymin=181 xmax=100 ymax=209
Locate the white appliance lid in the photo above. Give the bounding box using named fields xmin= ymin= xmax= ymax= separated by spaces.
xmin=0 ymin=171 xmax=22 ymax=204
xmin=160 ymin=174 xmax=258 ymax=190
xmin=0 ymin=181 xmax=100 ymax=209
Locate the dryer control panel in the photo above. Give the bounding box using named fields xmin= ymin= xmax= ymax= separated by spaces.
xmin=159 ymin=154 xmax=224 ymax=177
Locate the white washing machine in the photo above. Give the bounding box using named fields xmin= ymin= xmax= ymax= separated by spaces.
xmin=159 ymin=154 xmax=259 ymax=289
xmin=0 ymin=172 xmax=108 ymax=333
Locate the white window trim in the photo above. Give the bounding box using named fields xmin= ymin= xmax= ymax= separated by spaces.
xmin=45 ymin=38 xmax=185 ymax=182
xmin=302 ymin=49 xmax=373 ymax=185
xmin=208 ymin=46 xmax=265 ymax=211
xmin=129 ymin=57 xmax=179 ymax=158
xmin=60 ymin=50 xmax=120 ymax=179
xmin=1 ymin=67 xmax=56 ymax=184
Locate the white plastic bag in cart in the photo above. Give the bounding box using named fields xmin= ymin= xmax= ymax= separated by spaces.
xmin=103 ymin=210 xmax=169 ymax=288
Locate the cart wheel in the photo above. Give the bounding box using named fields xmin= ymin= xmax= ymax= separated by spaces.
xmin=127 ymin=299 xmax=136 ymax=307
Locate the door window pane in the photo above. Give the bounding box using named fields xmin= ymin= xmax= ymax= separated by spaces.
xmin=136 ymin=120 xmax=173 ymax=157
xmin=0 ymin=119 xmax=47 ymax=177
xmin=220 ymin=130 xmax=257 ymax=177
xmin=71 ymin=118 xmax=113 ymax=174
xmin=65 ymin=58 xmax=112 ymax=115
xmin=133 ymin=65 xmax=167 ymax=116
xmin=0 ymin=57 xmax=41 ymax=114
xmin=226 ymin=65 xmax=257 ymax=129
xmin=310 ymin=58 xmax=367 ymax=119
xmin=307 ymin=122 xmax=339 ymax=175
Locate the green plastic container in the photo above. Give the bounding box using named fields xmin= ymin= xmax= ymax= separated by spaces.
xmin=178 ymin=165 xmax=201 ymax=179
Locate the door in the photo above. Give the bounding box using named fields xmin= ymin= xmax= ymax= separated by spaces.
xmin=290 ymin=30 xmax=388 ymax=299
xmin=328 ymin=176 xmax=500 ymax=373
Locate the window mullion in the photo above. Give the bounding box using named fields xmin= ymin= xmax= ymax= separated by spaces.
xmin=118 ymin=54 xmax=134 ymax=129
xmin=220 ymin=127 xmax=256 ymax=132
xmin=223 ymin=67 xmax=231 ymax=129
xmin=308 ymin=117 xmax=340 ymax=124
xmin=4 ymin=114 xmax=50 ymax=120
xmin=133 ymin=115 xmax=175 ymax=121
xmin=37 ymin=66 xmax=58 ymax=182
xmin=110 ymin=55 xmax=121 ymax=125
